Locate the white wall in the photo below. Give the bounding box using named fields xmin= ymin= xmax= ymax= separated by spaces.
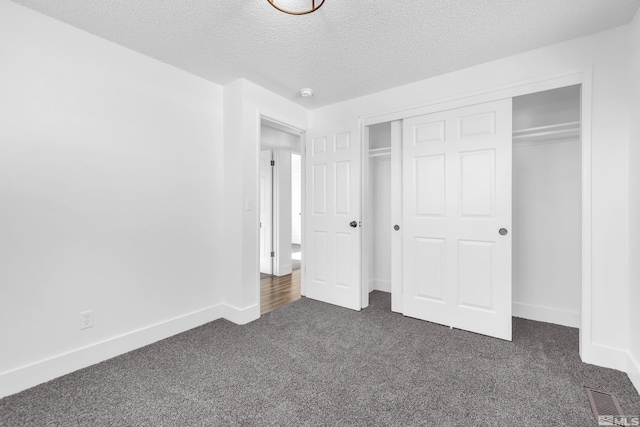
xmin=0 ymin=0 xmax=224 ymax=398
xmin=312 ymin=25 xmax=631 ymax=372
xmin=222 ymin=79 xmax=308 ymax=323
xmin=512 ymin=85 xmax=581 ymax=130
xmin=512 ymin=139 xmax=581 ymax=327
xmin=628 ymin=8 xmax=640 ymax=393
xmin=368 ymin=123 xmax=392 ymax=293
xmin=511 ymin=88 xmax=582 ymax=328
xmin=369 ymin=158 xmax=392 ymax=292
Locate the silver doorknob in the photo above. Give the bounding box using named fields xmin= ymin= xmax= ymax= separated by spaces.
xmin=499 ymin=228 xmax=508 ymax=236
xmin=394 ymin=225 xmax=400 ymax=231
xmin=350 ymin=221 xmax=358 ymax=228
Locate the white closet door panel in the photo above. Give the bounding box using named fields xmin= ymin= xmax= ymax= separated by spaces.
xmin=413 ymin=237 xmax=446 ymax=302
xmin=415 ymin=155 xmax=446 ymax=217
xmin=458 ymin=240 xmax=495 ymax=310
xmin=402 ymin=99 xmax=512 ymax=341
xmin=459 ymin=149 xmax=496 ymax=218
xmin=312 ymin=164 xmax=327 ymax=215
xmin=305 ymin=125 xmax=361 ymax=310
xmin=334 ymin=161 xmax=351 ymax=215
xmin=312 ymin=231 xmax=328 ymax=283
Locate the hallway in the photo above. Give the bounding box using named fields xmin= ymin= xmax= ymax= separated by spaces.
xmin=260 ymin=269 xmax=301 ymax=315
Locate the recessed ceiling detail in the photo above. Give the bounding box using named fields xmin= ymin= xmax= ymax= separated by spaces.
xmin=268 ymin=0 xmax=325 ymax=15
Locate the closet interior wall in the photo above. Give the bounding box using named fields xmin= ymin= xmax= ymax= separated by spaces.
xmin=367 ymin=122 xmax=392 ymax=293
xmin=512 ymin=85 xmax=582 ymax=327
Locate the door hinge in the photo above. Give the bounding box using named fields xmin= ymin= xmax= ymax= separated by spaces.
xmin=271 ymin=251 xmax=275 ymax=257
xmin=270 ymin=160 xmax=275 ymax=166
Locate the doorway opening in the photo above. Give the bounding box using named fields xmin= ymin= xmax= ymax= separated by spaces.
xmin=259 ymin=117 xmax=304 ymax=314
xmin=362 ymin=84 xmax=582 ymax=333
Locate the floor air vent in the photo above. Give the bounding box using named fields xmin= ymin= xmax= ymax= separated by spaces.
xmin=584 ymin=387 xmax=625 ymax=426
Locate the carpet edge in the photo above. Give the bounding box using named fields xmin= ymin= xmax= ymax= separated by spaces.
xmin=0 ymin=303 xmax=225 ymax=399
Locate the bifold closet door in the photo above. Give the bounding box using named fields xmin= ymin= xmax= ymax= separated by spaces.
xmin=402 ymin=99 xmax=513 ymax=340
xmin=304 ymin=124 xmax=362 ymax=311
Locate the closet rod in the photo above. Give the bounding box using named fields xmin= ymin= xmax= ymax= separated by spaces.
xmin=512 ymin=128 xmax=580 ymax=140
xmin=513 ymin=121 xmax=580 ymax=135
xmin=369 ymin=147 xmax=391 ymax=158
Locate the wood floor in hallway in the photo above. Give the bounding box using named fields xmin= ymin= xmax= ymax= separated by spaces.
xmin=260 ymin=269 xmax=301 ymax=315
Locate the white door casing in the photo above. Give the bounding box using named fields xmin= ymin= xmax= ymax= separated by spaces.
xmin=291 ymin=153 xmax=302 ymax=245
xmin=305 ymin=125 xmax=362 ymax=310
xmin=390 ymin=120 xmax=403 ymax=313
xmin=402 ymin=99 xmax=513 ymax=340
xmin=259 ymin=149 xmax=273 ymax=275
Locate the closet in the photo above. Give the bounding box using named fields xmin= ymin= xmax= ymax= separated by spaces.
xmin=366 ymin=122 xmax=393 ymax=294
xmin=365 ymin=84 xmax=581 ymax=329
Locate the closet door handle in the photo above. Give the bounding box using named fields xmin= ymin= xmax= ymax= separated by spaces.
xmin=394 ymin=225 xmax=400 ymax=231
xmin=499 ymin=228 xmax=508 ymax=236
xmin=349 ymin=221 xmax=358 ymax=228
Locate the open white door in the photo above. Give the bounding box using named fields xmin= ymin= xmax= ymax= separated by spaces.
xmin=259 ymin=149 xmax=273 ymax=275
xmin=402 ymin=99 xmax=513 ymax=340
xmin=304 ymin=125 xmax=361 ymax=310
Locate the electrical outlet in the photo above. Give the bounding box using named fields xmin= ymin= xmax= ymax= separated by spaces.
xmin=80 ymin=310 xmax=94 ymax=330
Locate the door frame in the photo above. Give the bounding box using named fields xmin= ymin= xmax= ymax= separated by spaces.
xmin=361 ymin=67 xmax=593 ymax=358
xmin=259 ymin=115 xmax=306 ymax=293
xmin=259 ymin=149 xmax=274 ymax=275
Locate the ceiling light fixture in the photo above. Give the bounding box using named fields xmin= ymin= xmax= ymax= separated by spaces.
xmin=268 ymin=0 xmax=325 ymax=15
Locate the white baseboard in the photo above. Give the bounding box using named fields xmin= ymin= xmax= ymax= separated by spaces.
xmin=0 ymin=304 xmax=224 ymax=399
xmin=223 ymin=303 xmax=260 ymax=325
xmin=512 ymin=301 xmax=580 ymax=328
xmin=275 ymin=263 xmax=292 ymax=277
xmin=369 ymin=278 xmax=391 ymax=293
xmin=581 ymin=341 xmax=630 ymax=372
xmin=628 ymin=350 xmax=640 ymax=395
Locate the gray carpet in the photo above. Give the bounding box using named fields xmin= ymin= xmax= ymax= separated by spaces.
xmin=1 ymin=292 xmax=639 ymax=426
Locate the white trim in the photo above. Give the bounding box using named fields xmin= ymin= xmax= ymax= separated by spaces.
xmin=0 ymin=304 xmax=224 ymax=399
xmin=275 ymin=263 xmax=292 ymax=276
xmin=362 ymin=67 xmax=589 ymax=126
xmin=223 ymin=303 xmax=260 ymax=325
xmin=261 ymin=115 xmax=305 ymax=135
xmin=512 ymin=302 xmax=580 ymax=328
xmin=369 ymin=279 xmax=392 ymax=293
xmin=628 ymin=350 xmax=640 ymax=395
xmin=581 ymin=342 xmax=629 ymax=372
xmin=579 ymin=66 xmax=593 ymax=364
xmin=300 ymin=131 xmax=307 ymax=297
xmin=258 ymin=112 xmax=307 ymax=300
xmin=389 ymin=120 xmax=403 ymax=313
xmin=361 ymin=123 xmax=371 ymax=308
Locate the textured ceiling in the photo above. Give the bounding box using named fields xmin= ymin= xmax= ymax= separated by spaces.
xmin=11 ymin=0 xmax=640 ymax=108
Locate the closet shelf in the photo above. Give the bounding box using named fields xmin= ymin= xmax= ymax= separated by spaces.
xmin=369 ymin=147 xmax=391 ymax=158
xmin=513 ymin=121 xmax=580 ymax=145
